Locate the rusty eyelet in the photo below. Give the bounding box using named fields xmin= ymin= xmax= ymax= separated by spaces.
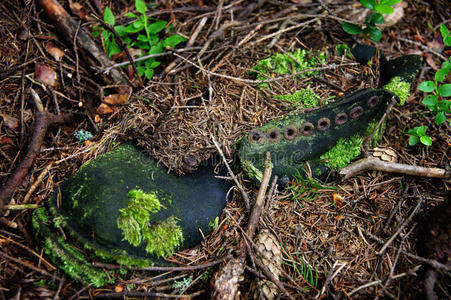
xmin=248 ymin=130 xmax=264 ymax=143
xmin=266 ymin=128 xmax=280 ymax=142
xmin=183 ymin=155 xmax=198 ymax=167
xmin=349 ymin=106 xmax=364 ymax=119
xmin=317 ymin=117 xmax=331 ymax=132
xmin=335 ymin=112 xmax=348 ymax=125
xmin=367 ymin=95 xmax=379 ymax=108
xmin=300 ymin=122 xmax=314 ymax=136
xmin=284 ymin=125 xmax=297 ymax=140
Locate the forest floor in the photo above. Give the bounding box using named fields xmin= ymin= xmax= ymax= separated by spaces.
xmin=0 ymin=0 xmax=450 ymax=299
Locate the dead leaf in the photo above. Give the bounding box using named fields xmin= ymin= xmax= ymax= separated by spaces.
xmin=96 ymin=103 xmax=114 ymax=115
xmin=0 ymin=136 xmax=15 ymax=145
xmin=0 ymin=114 xmax=20 ymax=132
xmin=69 ymin=0 xmax=90 ymax=20
xmin=427 ymin=30 xmax=445 ymax=52
xmin=111 ymin=48 xmax=143 ymax=62
xmin=45 ymin=42 xmax=65 ymax=61
xmin=424 ymin=53 xmax=439 ymax=71
xmin=382 ymin=2 xmax=406 ymax=28
xmin=114 ymin=285 xmax=123 ymax=293
xmin=35 ymin=63 xmax=57 ymax=87
xmin=332 ymin=193 xmax=343 ymax=207
xmin=103 ymin=93 xmax=129 ymax=106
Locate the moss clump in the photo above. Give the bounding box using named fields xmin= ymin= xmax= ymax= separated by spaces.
xmin=274 ymin=89 xmax=321 ymax=109
xmin=320 ymin=121 xmax=381 ymax=169
xmin=251 ymin=49 xmax=326 ymax=88
xmin=143 ymin=216 xmax=184 ymax=258
xmin=32 ymin=207 xmax=111 ymax=287
xmin=241 ymin=160 xmax=263 ymax=183
xmin=117 ymin=189 xmax=184 ymax=258
xmin=117 ymin=189 xmax=165 ymax=247
xmin=383 ymin=76 xmax=411 ymax=105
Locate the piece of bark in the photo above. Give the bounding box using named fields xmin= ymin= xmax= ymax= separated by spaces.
xmin=37 ymin=0 xmax=126 ymax=84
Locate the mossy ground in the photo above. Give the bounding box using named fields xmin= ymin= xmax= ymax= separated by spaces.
xmin=383 ymin=76 xmax=411 ymax=105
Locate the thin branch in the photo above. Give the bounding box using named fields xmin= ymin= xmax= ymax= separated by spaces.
xmin=211 ymin=135 xmax=251 ymax=211
xmin=340 ymin=157 xmax=450 ymax=180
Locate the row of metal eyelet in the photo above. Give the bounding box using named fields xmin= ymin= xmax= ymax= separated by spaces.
xmin=248 ymin=95 xmax=380 ymax=143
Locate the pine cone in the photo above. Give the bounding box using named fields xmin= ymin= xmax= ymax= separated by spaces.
xmin=251 ymin=229 xmax=282 ymax=300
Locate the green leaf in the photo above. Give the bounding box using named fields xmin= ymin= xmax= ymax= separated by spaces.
xmin=149 ymin=42 xmax=163 ymax=54
xmin=133 ymin=20 xmax=145 ymax=29
xmin=92 ymin=27 xmax=101 ymax=38
xmin=408 ymin=135 xmax=419 ymax=146
xmin=114 ymin=25 xmax=127 ymax=36
xmin=438 ymin=84 xmax=451 ymax=97
xmin=420 ymin=135 xmax=432 ymax=146
xmin=163 ymin=34 xmax=187 ymax=48
xmin=360 ymin=0 xmax=376 ymax=9
xmin=104 ymin=7 xmax=115 ymax=25
xmin=380 ymin=0 xmax=401 ymax=5
xmin=125 ymin=12 xmax=139 ymax=19
xmin=435 ymin=112 xmax=446 ymax=125
xmin=137 ymin=34 xmax=148 ymax=42
xmin=422 ymin=95 xmax=437 ymax=108
xmin=442 ymin=59 xmax=451 ymax=69
xmin=135 ymin=0 xmax=147 ymax=14
xmin=374 ymin=4 xmax=394 ymax=14
xmin=416 ymin=126 xmax=427 ymax=136
xmin=367 ymin=13 xmax=385 ymax=25
xmin=106 ymin=42 xmax=121 ymax=58
xmin=148 ymin=21 xmax=167 ymax=34
xmin=438 ymin=100 xmax=451 ymax=112
xmin=342 ymin=22 xmax=363 ymax=35
xmin=368 ymin=28 xmax=382 ymax=41
xmin=435 ymin=67 xmax=450 ymax=82
xmin=144 ymin=68 xmax=154 ymax=79
xmin=418 ymin=81 xmax=435 ymax=93
xmin=440 ymin=24 xmax=451 ymax=46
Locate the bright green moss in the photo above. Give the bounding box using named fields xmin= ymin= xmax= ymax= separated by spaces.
xmin=383 ymin=76 xmax=411 ymax=105
xmin=251 ymin=49 xmax=326 ymax=88
xmin=241 ymin=160 xmax=263 ymax=183
xmin=117 ymin=189 xmax=183 ymax=258
xmin=117 ymin=189 xmax=165 ymax=247
xmin=274 ymin=89 xmax=321 ymax=109
xmin=320 ymin=121 xmax=382 ymax=169
xmin=143 ymin=216 xmax=184 ymax=258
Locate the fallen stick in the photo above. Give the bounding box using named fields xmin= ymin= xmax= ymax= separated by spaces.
xmin=0 ymin=89 xmax=74 ymax=212
xmin=340 ymin=157 xmax=450 ymax=180
xmin=37 ymin=0 xmax=127 ymax=84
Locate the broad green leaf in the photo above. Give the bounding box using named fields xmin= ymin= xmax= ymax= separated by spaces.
xmin=438 ymin=83 xmax=451 ymax=97
xmin=114 ymin=25 xmax=127 ymax=36
xmin=443 ymin=59 xmax=451 ymax=69
xmin=163 ymin=34 xmax=187 ymax=48
xmin=368 ymin=28 xmax=382 ymax=41
xmin=408 ymin=135 xmax=419 ymax=146
xmin=342 ymin=22 xmax=363 ymax=35
xmin=435 ymin=67 xmax=450 ymax=82
xmin=135 ymin=0 xmax=147 ymax=14
xmin=125 ymin=12 xmax=139 ymax=19
xmin=104 ymin=7 xmax=115 ymax=25
xmin=380 ymin=0 xmax=401 ymax=5
xmin=137 ymin=66 xmax=146 ymax=76
xmin=360 ymin=0 xmax=376 ymax=9
xmin=133 ymin=20 xmax=145 ymax=29
xmin=416 ymin=125 xmax=427 ymax=136
xmin=367 ymin=13 xmax=384 ymax=25
xmin=374 ymin=4 xmax=394 ymax=14
xmin=107 ymin=42 xmax=121 ymax=58
xmin=418 ymin=81 xmax=435 ymax=93
xmin=102 ymin=30 xmax=110 ymax=40
xmin=150 ymin=61 xmax=161 ymax=68
xmin=137 ymin=34 xmax=148 ymax=42
xmin=420 ymin=135 xmax=432 ymax=146
xmin=422 ymin=95 xmax=437 ymax=109
xmin=438 ymin=100 xmax=451 ymax=112
xmin=148 ymin=21 xmax=167 ymax=34
xmin=144 ymin=68 xmax=154 ymax=79
xmin=435 ymin=112 xmax=446 ymax=125
xmin=440 ymin=24 xmax=451 ymax=46
xmin=149 ymin=42 xmax=163 ymax=54
xmin=124 ymin=23 xmax=143 ymax=34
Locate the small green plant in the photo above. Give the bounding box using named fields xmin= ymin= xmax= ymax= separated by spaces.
xmin=410 ymin=24 xmax=451 ymax=146
xmin=209 ymin=216 xmax=219 ymax=230
xmin=407 ymin=126 xmax=432 ymax=146
xmin=172 ymin=276 xmax=192 ymax=290
xmin=342 ymin=0 xmax=401 ymax=42
xmin=250 ymin=49 xmax=326 ymax=89
xmin=93 ymin=0 xmax=186 ymax=79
